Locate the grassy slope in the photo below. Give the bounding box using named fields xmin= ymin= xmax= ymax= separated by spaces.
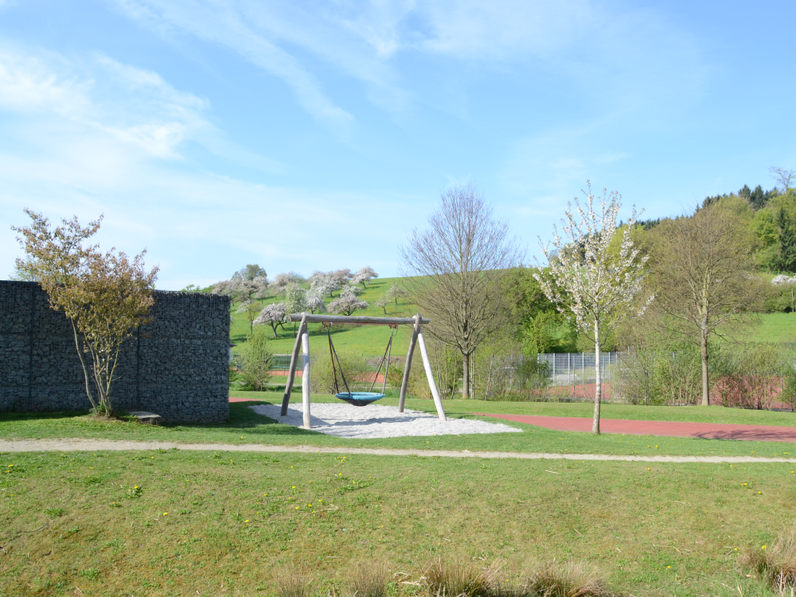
xmin=1 ymin=447 xmax=793 ymax=596
xmin=750 ymin=312 xmax=796 ymax=343
xmin=231 ymin=277 xmax=418 ymax=354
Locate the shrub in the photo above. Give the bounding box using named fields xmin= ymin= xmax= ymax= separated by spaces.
xmin=614 ymin=346 xmax=702 ymax=406
xmin=711 ymin=343 xmax=789 ymax=409
xmin=781 ymin=365 xmax=796 ymax=411
xmin=310 ymin=350 xmax=369 ymax=395
xmin=237 ymin=329 xmax=273 ymax=391
xmin=741 ymin=528 xmax=796 ymax=594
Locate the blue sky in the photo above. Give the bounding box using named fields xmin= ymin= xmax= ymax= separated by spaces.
xmin=1 ymin=0 xmax=794 ymax=290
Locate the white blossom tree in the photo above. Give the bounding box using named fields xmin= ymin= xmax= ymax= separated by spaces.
xmin=269 ymin=272 xmax=305 ymax=295
xmin=284 ymin=282 xmax=309 ymax=314
xmin=328 ymin=295 xmax=368 ymax=316
xmin=254 ymin=302 xmax=288 ymax=338
xmin=309 ymin=271 xmax=339 ymax=297
xmin=385 ymin=283 xmax=406 ymax=305
xmin=535 ymin=184 xmax=651 ymax=434
xmin=352 ymin=266 xmax=378 ymax=288
xmin=341 ymin=285 xmax=363 ymax=298
xmin=306 ymin=291 xmax=327 ymax=314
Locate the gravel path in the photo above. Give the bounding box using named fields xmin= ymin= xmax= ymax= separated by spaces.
xmin=249 ymin=403 xmax=521 ymax=438
xmin=1 ymin=438 xmax=794 ymax=464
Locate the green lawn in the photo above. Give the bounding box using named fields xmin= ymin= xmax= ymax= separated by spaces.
xmin=2 ymin=397 xmax=795 ymax=460
xmin=1 ymin=446 xmax=793 ymax=596
xmin=750 ymin=312 xmax=796 ymax=343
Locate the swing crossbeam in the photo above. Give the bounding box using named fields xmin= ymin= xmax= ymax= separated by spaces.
xmin=287 ymin=314 xmax=430 ymax=325
xmin=280 ymin=312 xmax=446 ymax=428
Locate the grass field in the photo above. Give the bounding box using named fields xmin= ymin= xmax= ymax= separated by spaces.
xmin=3 ymin=399 xmax=796 ymax=595
xmin=2 ymin=439 xmax=794 ymax=596
xmin=2 ymin=397 xmax=795 ymax=459
xmin=751 ymin=312 xmax=796 ymax=344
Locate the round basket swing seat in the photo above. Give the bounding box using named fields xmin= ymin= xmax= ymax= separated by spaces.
xmin=335 ymin=392 xmax=386 ymax=407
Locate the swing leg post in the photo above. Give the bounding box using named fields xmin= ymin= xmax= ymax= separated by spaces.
xmin=282 ymin=315 xmax=307 ymax=416
xmin=399 ymin=314 xmax=421 ymax=412
xmin=417 ymin=324 xmax=446 ymax=421
xmin=301 ymin=315 xmax=312 ymax=429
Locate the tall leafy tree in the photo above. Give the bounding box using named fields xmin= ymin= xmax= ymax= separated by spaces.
xmin=650 ymin=200 xmax=765 ymax=405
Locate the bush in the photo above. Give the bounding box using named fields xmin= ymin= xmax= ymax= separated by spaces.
xmin=615 ymin=345 xmax=702 ymax=406
xmin=237 ymin=329 xmax=273 ymax=391
xmin=711 ymin=343 xmax=789 ymax=409
xmin=782 ymin=365 xmax=796 ymax=412
xmin=310 ymin=350 xmax=369 ymax=395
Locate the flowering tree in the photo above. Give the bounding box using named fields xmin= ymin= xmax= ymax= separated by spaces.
xmin=309 ymin=271 xmax=338 ymax=297
xmin=269 ymin=272 xmax=305 ymax=295
xmin=254 ymin=302 xmax=288 ymax=338
xmin=283 ymin=282 xmax=309 ymax=314
xmin=352 ymin=266 xmax=378 ymax=288
xmin=13 ymin=209 xmax=158 ymax=417
xmin=306 ymin=291 xmax=327 ymax=314
xmin=535 ymin=184 xmax=650 ymax=433
xmin=328 ymin=295 xmax=368 ymax=316
xmin=341 ymin=285 xmax=363 ymax=298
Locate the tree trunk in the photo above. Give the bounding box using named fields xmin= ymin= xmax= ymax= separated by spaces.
xmin=700 ymin=324 xmax=710 ymax=406
xmin=593 ymin=322 xmax=601 ymax=434
xmin=462 ymin=352 xmax=470 ymax=399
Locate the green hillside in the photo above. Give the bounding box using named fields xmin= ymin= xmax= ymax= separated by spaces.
xmin=230 ymin=277 xmax=419 ymax=357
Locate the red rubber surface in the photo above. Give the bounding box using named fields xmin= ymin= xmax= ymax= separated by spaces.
xmin=475 ymin=413 xmax=796 ymax=443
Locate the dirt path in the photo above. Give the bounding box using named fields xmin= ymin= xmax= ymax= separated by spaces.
xmin=1 ymin=438 xmax=795 ymax=464
xmin=475 ymin=413 xmax=796 ymax=443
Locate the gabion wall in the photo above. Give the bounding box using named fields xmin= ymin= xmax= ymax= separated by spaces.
xmin=0 ymin=281 xmax=230 ymax=423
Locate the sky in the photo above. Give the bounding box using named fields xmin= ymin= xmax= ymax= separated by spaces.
xmin=1 ymin=0 xmax=794 ymax=290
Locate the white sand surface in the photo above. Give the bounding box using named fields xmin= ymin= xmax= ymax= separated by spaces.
xmin=249 ymin=402 xmax=522 ymax=439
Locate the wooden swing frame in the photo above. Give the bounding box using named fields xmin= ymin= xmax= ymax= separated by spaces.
xmin=280 ymin=312 xmax=447 ymax=429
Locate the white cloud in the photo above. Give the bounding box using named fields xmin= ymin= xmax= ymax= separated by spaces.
xmin=108 ymin=0 xmax=357 ymax=133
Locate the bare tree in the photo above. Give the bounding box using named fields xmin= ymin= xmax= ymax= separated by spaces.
xmin=650 ymin=200 xmax=765 ymax=406
xmin=770 ymin=166 xmax=795 ymax=195
xmin=13 ymin=209 xmax=158 ymax=417
xmin=401 ymin=182 xmax=523 ymax=399
xmin=535 ymin=184 xmax=650 ymax=433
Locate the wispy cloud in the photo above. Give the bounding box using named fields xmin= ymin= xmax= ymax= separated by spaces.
xmin=108 ymin=0 xmax=358 ymax=133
